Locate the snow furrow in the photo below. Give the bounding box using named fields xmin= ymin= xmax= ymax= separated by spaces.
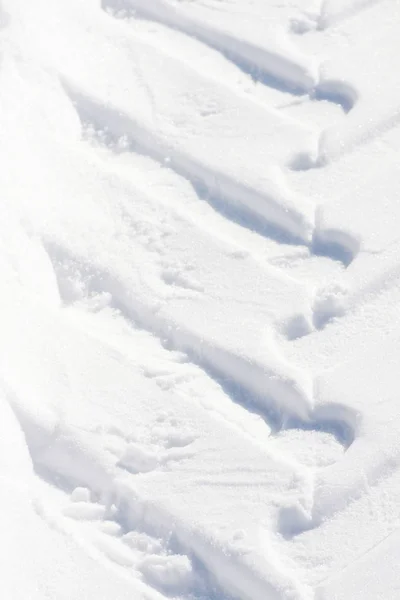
xmin=68 ymin=83 xmax=358 ymax=267
xmin=103 ymin=0 xmax=317 ymax=93
xmin=45 ymin=238 xmax=314 ymax=425
xmin=67 ymin=84 xmax=314 ymax=245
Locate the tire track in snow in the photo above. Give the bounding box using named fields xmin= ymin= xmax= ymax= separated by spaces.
xmin=45 ymin=2 xmax=365 ymax=597
xmin=0 ymin=1 xmax=386 ymax=598
xmin=76 ymin=0 xmax=361 ymax=573
xmin=58 ymin=0 xmax=400 ymax=594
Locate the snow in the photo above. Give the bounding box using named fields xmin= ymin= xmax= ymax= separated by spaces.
xmin=1 ymin=0 xmax=400 ymax=598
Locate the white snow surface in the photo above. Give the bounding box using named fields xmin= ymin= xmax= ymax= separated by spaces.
xmin=1 ymin=0 xmax=400 ymax=598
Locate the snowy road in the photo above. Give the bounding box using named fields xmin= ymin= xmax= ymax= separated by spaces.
xmin=1 ymin=1 xmax=400 ymax=598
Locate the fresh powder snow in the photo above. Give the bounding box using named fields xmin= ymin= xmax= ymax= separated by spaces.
xmin=0 ymin=0 xmax=400 ymax=599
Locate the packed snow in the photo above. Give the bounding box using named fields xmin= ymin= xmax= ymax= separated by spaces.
xmin=1 ymin=0 xmax=400 ymax=598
